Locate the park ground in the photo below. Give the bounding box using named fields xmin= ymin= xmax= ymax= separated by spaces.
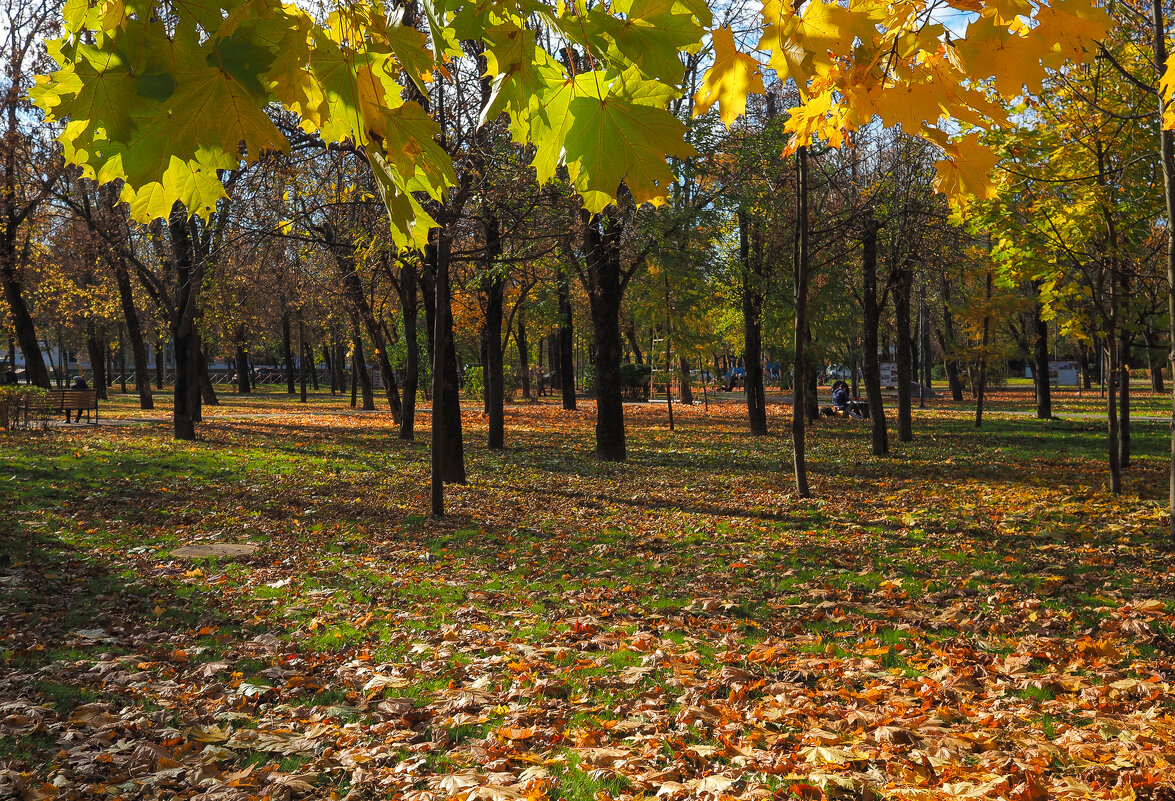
xmin=2 ymin=387 xmax=1174 ymax=801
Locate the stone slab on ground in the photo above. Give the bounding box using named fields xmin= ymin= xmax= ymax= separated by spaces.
xmin=170 ymin=544 xmax=259 ymax=558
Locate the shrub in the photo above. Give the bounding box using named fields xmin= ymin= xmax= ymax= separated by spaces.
xmin=619 ymin=363 xmax=651 ymax=401
xmin=0 ymin=386 xmax=51 ymax=430
xmin=463 ymin=366 xmax=521 ymax=400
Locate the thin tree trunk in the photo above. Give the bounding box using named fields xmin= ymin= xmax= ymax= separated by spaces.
xmin=558 ymin=261 xmax=576 ymax=410
xmin=482 ymin=216 xmax=505 ymax=450
xmin=235 ymin=324 xmax=251 ymax=394
xmin=325 ymin=343 xmax=336 ymax=395
xmin=1032 ymin=280 xmax=1051 ymax=419
xmin=155 ymin=336 xmax=165 ymax=390
xmin=282 ymin=307 xmax=295 ymax=394
xmin=1151 ymin=0 xmax=1175 ymax=538
xmin=351 ymin=316 xmax=374 ymax=410
xmin=975 ymin=269 xmax=993 ymax=429
xmin=86 ymin=329 xmax=108 ymax=400
xmin=863 ymin=222 xmax=888 ymax=455
xmin=679 ymin=356 xmax=693 ymax=405
xmin=739 ymin=208 xmax=768 ymax=436
xmin=118 ymin=327 xmax=127 ymax=393
xmin=792 ymin=147 xmax=811 ymax=497
xmin=400 ymin=258 xmax=418 ymax=440
xmin=298 ymin=316 xmax=307 ymax=403
xmin=517 ymin=310 xmax=531 ymax=400
xmin=894 ymin=261 xmax=913 ymax=441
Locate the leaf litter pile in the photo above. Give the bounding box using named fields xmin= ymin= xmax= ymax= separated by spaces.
xmin=3 ymin=399 xmax=1175 ymax=801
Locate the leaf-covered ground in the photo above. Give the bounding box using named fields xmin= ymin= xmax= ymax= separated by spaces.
xmin=3 ymin=392 xmax=1175 ymax=801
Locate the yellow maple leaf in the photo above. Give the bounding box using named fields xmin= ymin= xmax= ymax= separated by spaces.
xmin=934 ymin=132 xmax=1001 ymax=201
xmin=693 ymin=26 xmax=763 ymax=125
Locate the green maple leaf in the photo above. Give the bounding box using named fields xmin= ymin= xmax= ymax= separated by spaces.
xmin=590 ymin=0 xmax=704 ymax=84
xmin=562 ymin=71 xmax=696 ymax=212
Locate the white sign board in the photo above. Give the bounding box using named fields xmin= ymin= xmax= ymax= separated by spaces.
xmin=1049 ymin=360 xmax=1079 ymax=387
xmin=880 ymin=362 xmax=898 ymax=388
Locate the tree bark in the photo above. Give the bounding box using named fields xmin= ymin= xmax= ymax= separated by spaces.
xmin=113 ymin=263 xmax=153 ymax=408
xmin=894 ymin=261 xmax=913 ymax=441
xmin=351 ymin=316 xmax=375 ymax=410
xmin=975 ymin=269 xmax=993 ymax=429
xmin=400 ymin=257 xmax=419 ymax=440
xmin=739 ymin=208 xmax=768 ymax=436
xmin=428 ymin=226 xmax=467 ymax=516
xmin=298 ymin=316 xmax=308 ymax=403
xmin=792 ymin=147 xmax=811 ymax=497
xmin=235 ymin=325 xmax=251 ymax=394
xmin=86 ymin=328 xmax=108 ymax=400
xmin=167 ymin=209 xmax=198 ymax=441
xmin=862 ymin=223 xmax=888 ymax=455
xmin=482 ymin=215 xmax=505 ymax=450
xmin=584 ymin=210 xmax=626 ymax=461
xmin=679 ymin=356 xmax=694 ymax=405
xmin=1031 ymin=281 xmax=1052 ymax=419
xmin=282 ymin=306 xmax=295 ymax=394
xmin=558 ymin=261 xmax=577 ymax=410
xmin=517 ymin=310 xmax=531 ymax=400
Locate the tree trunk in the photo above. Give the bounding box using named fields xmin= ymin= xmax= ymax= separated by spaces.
xmin=114 ymin=266 xmax=152 ymax=408
xmin=351 ymin=316 xmax=375 ymax=410
xmin=558 ymin=261 xmax=577 ymax=410
xmin=428 ymin=227 xmax=467 ymax=516
xmin=1031 ymin=280 xmax=1051 ymax=419
xmin=0 ymin=254 xmax=50 ymax=388
xmin=333 ymin=247 xmax=402 ymax=421
xmin=517 ymin=310 xmax=531 ymax=400
xmin=235 ymin=325 xmax=251 ymax=393
xmin=86 ymin=329 xmax=108 ymax=400
xmin=584 ymin=210 xmax=626 ymax=461
xmin=282 ymin=307 xmax=295 ymax=394
xmin=155 ymin=336 xmax=165 ymax=390
xmin=306 ymin=341 xmax=319 ymax=390
xmin=1151 ymin=0 xmax=1175 ymax=538
xmin=482 ymin=216 xmax=505 ymax=450
xmin=626 ymin=321 xmax=644 ymax=365
xmin=1108 ymin=342 xmax=1123 ymax=493
xmin=1148 ymin=331 xmax=1165 ymax=392
xmin=975 ymin=269 xmax=993 ymax=428
xmin=298 ymin=317 xmax=308 ymax=403
xmin=938 ymin=275 xmax=965 ymax=402
xmin=118 ymin=328 xmax=127 ymax=393
xmin=862 ymin=223 xmax=888 ymax=455
xmin=679 ymin=356 xmax=694 ymax=405
xmin=1120 ymin=347 xmax=1131 ymax=469
xmin=894 ymin=261 xmax=913 ymax=441
xmin=739 ymin=208 xmax=768 ymax=436
xmin=325 ymin=343 xmax=336 ymax=395
xmin=400 ymin=258 xmax=418 ymax=440
xmin=792 ymin=147 xmax=811 ymax=497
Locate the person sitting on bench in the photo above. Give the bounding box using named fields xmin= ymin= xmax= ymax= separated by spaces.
xmin=832 ymin=381 xmax=850 ymax=414
xmin=66 ymin=376 xmax=88 ymax=423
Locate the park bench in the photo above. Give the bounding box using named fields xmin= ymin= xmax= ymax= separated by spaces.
xmin=47 ymin=389 xmax=99 ymax=424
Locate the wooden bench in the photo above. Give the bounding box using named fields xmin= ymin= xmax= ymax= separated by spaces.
xmin=47 ymin=389 xmax=99 ymax=424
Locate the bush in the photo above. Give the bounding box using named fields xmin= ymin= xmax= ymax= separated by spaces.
xmin=619 ymin=363 xmax=651 ymax=401
xmin=0 ymin=386 xmax=51 ymax=430
xmin=463 ymin=366 xmax=521 ymax=401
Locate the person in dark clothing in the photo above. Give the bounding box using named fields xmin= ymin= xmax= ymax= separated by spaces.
xmin=832 ymin=380 xmax=850 ymax=412
xmin=66 ymin=377 xmax=88 ymax=423
xmin=2 ymin=368 xmax=16 ymax=386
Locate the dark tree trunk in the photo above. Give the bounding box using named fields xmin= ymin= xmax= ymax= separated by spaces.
xmin=938 ymin=275 xmax=965 ymax=402
xmin=679 ymin=356 xmax=694 ymax=405
xmin=86 ymin=329 xmax=108 ymax=400
xmin=167 ymin=210 xmax=198 ymax=441
xmin=235 ymin=325 xmax=251 ymax=394
xmin=1031 ymin=281 xmax=1051 ymax=419
xmin=282 ymin=307 xmax=295 ymax=394
xmin=0 ymin=255 xmax=49 ymax=388
xmin=517 ymin=310 xmax=531 ymax=400
xmin=195 ymin=338 xmax=217 ymax=408
xmin=894 ymin=262 xmax=913 ymax=442
xmin=862 ymin=223 xmax=888 ymax=456
xmin=325 ymin=343 xmax=336 ymax=395
xmin=1108 ymin=342 xmax=1122 ymax=493
xmin=1148 ymin=331 xmax=1165 ymax=392
xmin=584 ymin=211 xmax=626 ymax=461
xmin=118 ymin=328 xmax=127 ymax=393
xmin=975 ymin=269 xmax=993 ymax=428
xmin=155 ymin=336 xmax=165 ymax=390
xmin=114 ymin=265 xmax=152 ymax=408
xmin=739 ymin=209 xmax=768 ymax=436
xmin=306 ymin=341 xmax=319 ymax=390
xmin=428 ymin=227 xmax=467 ymax=516
xmin=351 ymin=316 xmax=375 ymax=410
xmin=626 ymin=321 xmax=644 ymax=365
xmin=792 ymin=147 xmax=811 ymax=496
xmin=400 ymin=258 xmax=418 ymax=440
xmin=298 ymin=317 xmax=308 ymax=403
xmin=558 ymin=261 xmax=576 ymax=410
xmin=482 ymin=216 xmax=505 ymax=450
xmin=331 ymin=243 xmax=402 ymax=421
